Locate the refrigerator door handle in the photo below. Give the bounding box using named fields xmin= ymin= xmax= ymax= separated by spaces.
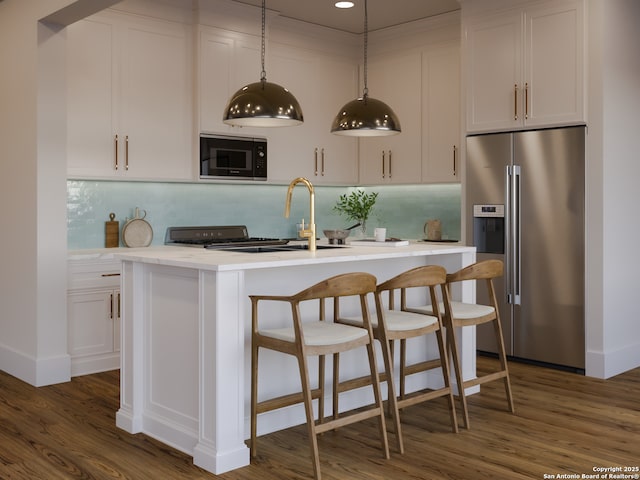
xmin=505 ymin=165 xmax=522 ymax=305
xmin=512 ymin=165 xmax=522 ymax=305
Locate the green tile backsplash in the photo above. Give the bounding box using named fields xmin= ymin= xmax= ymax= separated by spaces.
xmin=67 ymin=181 xmax=461 ymax=249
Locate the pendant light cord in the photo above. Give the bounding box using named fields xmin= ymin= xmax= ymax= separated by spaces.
xmin=362 ymin=0 xmax=369 ymax=99
xmin=260 ymin=0 xmax=267 ymax=82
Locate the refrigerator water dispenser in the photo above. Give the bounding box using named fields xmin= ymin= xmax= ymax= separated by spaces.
xmin=473 ymin=204 xmax=504 ymax=254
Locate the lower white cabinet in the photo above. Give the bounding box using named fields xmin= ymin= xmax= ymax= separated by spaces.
xmin=67 ymin=258 xmax=121 ymax=376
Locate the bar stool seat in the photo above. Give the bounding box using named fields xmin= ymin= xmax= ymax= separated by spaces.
xmin=368 ymin=310 xmax=439 ymax=331
xmin=260 ymin=321 xmax=369 ymax=345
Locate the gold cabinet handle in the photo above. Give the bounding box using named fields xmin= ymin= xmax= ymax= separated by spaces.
xmin=453 ymin=145 xmax=457 ymax=176
xmin=314 ymin=147 xmax=318 ymax=176
xmin=525 ymin=82 xmax=529 ymax=119
xmin=381 ymin=150 xmax=386 ymax=178
xmin=321 ymin=148 xmax=325 ymax=176
xmin=514 ymin=84 xmax=518 ymax=121
xmin=117 ymin=292 xmax=121 ymax=319
xmin=114 ymin=134 xmax=119 ymax=170
xmin=125 ymin=135 xmax=129 ymax=171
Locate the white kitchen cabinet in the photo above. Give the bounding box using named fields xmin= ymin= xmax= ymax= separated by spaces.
xmin=464 ymin=0 xmax=584 ymax=132
xmin=422 ymin=43 xmax=461 ymax=183
xmin=358 ymin=51 xmax=422 ymax=185
xmin=66 ymin=11 xmax=193 ymax=181
xmin=198 ymin=26 xmax=264 ymax=137
xmin=67 ymin=258 xmax=121 ymax=377
xmin=266 ymin=45 xmax=359 ymax=185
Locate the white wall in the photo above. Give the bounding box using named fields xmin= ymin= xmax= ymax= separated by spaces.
xmin=585 ymin=0 xmax=640 ymax=378
xmin=0 ymin=0 xmax=118 ymax=386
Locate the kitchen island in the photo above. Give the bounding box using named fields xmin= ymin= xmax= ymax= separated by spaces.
xmin=113 ymin=241 xmax=476 ymax=475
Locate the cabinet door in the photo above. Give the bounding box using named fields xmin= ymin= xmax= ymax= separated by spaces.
xmin=308 ymin=56 xmax=358 ymax=185
xmin=67 ymin=290 xmax=116 ymax=358
xmin=524 ymin=1 xmax=584 ymax=127
xmin=422 ymin=44 xmax=460 ymax=183
xmin=119 ymin=18 xmax=193 ymax=180
xmin=199 ymin=28 xmax=262 ymax=136
xmin=359 ymin=52 xmax=422 ymax=184
xmin=465 ymin=11 xmax=522 ymax=132
xmin=67 ymin=17 xmax=117 ymax=177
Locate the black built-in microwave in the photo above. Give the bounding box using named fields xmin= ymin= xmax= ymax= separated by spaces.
xmin=200 ymin=134 xmax=267 ymax=180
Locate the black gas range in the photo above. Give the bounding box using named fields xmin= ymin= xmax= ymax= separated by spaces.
xmin=164 ymin=225 xmax=289 ymax=249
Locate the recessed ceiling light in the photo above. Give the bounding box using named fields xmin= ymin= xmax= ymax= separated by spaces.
xmin=335 ymin=1 xmax=355 ymax=9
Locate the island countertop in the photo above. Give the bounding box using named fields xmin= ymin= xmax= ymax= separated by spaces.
xmin=110 ymin=240 xmax=474 ymax=271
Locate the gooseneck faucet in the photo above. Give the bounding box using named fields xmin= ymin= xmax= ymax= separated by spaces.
xmin=284 ymin=177 xmax=316 ymax=252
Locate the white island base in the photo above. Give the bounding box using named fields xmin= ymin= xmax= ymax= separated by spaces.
xmin=114 ymin=242 xmax=477 ymax=475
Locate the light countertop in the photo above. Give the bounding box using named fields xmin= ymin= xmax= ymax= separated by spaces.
xmin=77 ymin=239 xmax=474 ymax=272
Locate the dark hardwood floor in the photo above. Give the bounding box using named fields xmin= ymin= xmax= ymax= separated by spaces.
xmin=1 ymin=357 xmax=639 ymax=479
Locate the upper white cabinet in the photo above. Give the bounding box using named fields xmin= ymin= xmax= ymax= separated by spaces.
xmin=358 ymin=52 xmax=422 ymax=185
xmin=422 ymin=44 xmax=461 ymax=183
xmin=67 ymin=11 xmax=193 ymax=181
xmin=359 ymin=42 xmax=461 ymax=185
xmin=464 ymin=0 xmax=584 ymax=132
xmin=266 ymin=45 xmax=359 ymax=184
xmin=198 ymin=26 xmax=264 ymax=137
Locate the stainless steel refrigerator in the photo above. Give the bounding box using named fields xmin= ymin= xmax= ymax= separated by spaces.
xmin=466 ymin=126 xmax=585 ymax=371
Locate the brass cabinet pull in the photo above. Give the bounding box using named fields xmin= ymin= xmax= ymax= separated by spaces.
xmin=321 ymin=148 xmax=325 ymax=176
xmin=381 ymin=150 xmax=386 ymax=178
xmin=114 ymin=134 xmax=119 ymax=170
xmin=514 ymin=84 xmax=518 ymax=120
xmin=453 ymin=145 xmax=457 ymax=176
xmin=117 ymin=292 xmax=121 ymax=319
xmin=388 ymin=150 xmax=392 ymax=178
xmin=110 ymin=293 xmax=114 ymax=319
xmin=525 ymin=82 xmax=529 ymax=119
xmin=314 ymin=147 xmax=318 ymax=176
xmin=125 ymin=135 xmax=129 ymax=171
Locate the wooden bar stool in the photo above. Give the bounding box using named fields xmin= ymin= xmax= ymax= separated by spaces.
xmin=249 ymin=272 xmax=389 ymax=480
xmin=408 ymin=259 xmax=515 ymax=429
xmin=334 ymin=265 xmax=459 ymax=454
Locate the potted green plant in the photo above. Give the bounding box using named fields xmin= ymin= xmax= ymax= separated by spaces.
xmin=333 ymin=189 xmax=378 ymax=236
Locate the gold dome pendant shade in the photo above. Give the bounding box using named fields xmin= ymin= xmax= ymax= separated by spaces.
xmin=223 ymin=0 xmax=303 ymax=127
xmin=330 ymin=0 xmax=400 ymax=137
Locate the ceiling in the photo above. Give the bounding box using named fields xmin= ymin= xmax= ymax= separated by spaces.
xmin=231 ymin=0 xmax=461 ymax=34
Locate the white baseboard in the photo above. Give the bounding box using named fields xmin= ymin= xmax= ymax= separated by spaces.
xmin=586 ymin=342 xmax=640 ymax=379
xmin=0 ymin=342 xmax=70 ymax=386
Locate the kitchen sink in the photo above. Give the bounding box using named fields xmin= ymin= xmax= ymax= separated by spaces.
xmin=223 ymin=244 xmax=347 ymax=253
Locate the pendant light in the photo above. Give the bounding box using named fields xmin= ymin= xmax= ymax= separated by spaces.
xmin=223 ymin=0 xmax=303 ymax=127
xmin=330 ymin=0 xmax=401 ymax=136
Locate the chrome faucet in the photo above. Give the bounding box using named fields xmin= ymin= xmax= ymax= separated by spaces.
xmin=284 ymin=177 xmax=316 ymax=252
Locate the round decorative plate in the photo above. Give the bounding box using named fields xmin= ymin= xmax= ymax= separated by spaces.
xmin=122 ymin=218 xmax=153 ymax=247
